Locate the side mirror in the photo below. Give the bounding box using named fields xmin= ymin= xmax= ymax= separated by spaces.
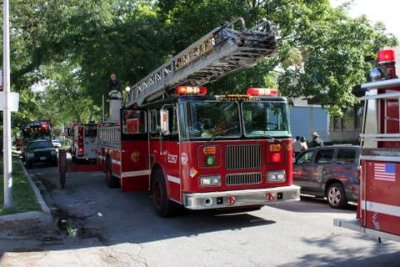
xmin=160 ymin=109 xmax=169 ymax=135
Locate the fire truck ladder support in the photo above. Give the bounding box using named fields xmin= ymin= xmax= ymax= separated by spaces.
xmin=126 ymin=17 xmax=277 ymax=107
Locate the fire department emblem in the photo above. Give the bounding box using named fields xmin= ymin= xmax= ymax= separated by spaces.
xmin=131 ymin=151 xmax=140 ymax=162
xmin=181 ymin=152 xmax=188 ymax=165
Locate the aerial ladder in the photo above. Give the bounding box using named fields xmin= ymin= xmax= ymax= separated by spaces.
xmin=125 ymin=17 xmax=277 ymax=107
xmin=59 ymin=17 xmax=278 ymax=190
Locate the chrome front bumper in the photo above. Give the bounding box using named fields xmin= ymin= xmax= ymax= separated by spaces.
xmin=183 ymin=185 xmax=300 ymax=210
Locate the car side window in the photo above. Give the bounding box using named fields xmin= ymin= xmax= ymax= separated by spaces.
xmin=336 ymin=148 xmax=356 ymax=164
xmin=296 ymin=150 xmax=314 ymax=164
xmin=315 ymin=149 xmax=334 ymax=164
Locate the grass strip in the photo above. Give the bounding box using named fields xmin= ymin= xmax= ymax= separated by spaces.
xmin=0 ymin=156 xmax=41 ymax=215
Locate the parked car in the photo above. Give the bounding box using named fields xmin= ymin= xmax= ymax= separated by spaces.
xmin=52 ymin=139 xmax=62 ymax=148
xmin=24 ymin=140 xmax=58 ymax=168
xmin=293 ymin=145 xmax=360 ymax=208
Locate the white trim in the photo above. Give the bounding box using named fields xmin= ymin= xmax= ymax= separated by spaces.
xmin=121 ymin=170 xmax=151 ymax=178
xmin=112 ymin=159 xmax=121 ymax=165
xmin=112 ymin=173 xmax=121 ymax=178
xmin=360 ymin=155 xmax=400 ymax=162
xmin=361 ymin=200 xmax=400 ymax=217
xmin=167 ymin=175 xmax=181 ymax=184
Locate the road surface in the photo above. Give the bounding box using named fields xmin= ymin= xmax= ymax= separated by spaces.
xmin=1 ymin=164 xmax=399 ymax=267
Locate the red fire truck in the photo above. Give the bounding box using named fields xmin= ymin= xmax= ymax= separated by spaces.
xmin=335 ymin=48 xmax=400 ymax=242
xmin=66 ymin=122 xmax=98 ymax=162
xmin=97 ymin=18 xmax=300 ymax=216
xmin=20 ymin=120 xmax=52 ymax=158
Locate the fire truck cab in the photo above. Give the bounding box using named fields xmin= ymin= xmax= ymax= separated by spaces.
xmin=335 ymin=48 xmax=400 ymax=241
xmin=98 ymin=87 xmax=300 ymax=216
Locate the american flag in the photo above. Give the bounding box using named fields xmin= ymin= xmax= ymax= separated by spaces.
xmin=374 ymin=162 xmax=396 ymax=181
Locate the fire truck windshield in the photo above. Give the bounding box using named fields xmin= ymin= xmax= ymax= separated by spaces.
xmin=242 ymin=101 xmax=290 ymax=137
xmin=181 ymin=100 xmax=290 ymax=139
xmin=184 ymin=101 xmax=240 ymax=138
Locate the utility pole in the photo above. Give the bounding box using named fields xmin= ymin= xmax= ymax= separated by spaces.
xmin=3 ymin=0 xmax=13 ymax=208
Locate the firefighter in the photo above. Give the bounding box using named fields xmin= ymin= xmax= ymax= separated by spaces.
xmin=309 ymin=131 xmax=324 ymax=148
xmin=108 ymin=73 xmax=122 ymax=99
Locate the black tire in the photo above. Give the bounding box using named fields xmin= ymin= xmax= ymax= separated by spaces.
xmin=326 ymin=182 xmax=347 ymax=209
xmin=151 ymin=168 xmax=183 ymax=217
xmin=105 ymin=158 xmax=119 ymax=188
xmin=26 ymin=160 xmax=33 ymax=169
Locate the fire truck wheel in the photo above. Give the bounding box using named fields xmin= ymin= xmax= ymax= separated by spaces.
xmin=105 ymin=158 xmax=119 ymax=188
xmin=151 ymin=168 xmax=182 ymax=217
xmin=327 ymin=182 xmax=347 ymax=209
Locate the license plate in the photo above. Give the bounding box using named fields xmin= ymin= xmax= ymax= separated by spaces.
xmin=40 ymin=156 xmax=46 ymax=160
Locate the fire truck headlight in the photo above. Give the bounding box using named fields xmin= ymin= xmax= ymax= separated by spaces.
xmin=25 ymin=152 xmax=34 ymax=158
xmin=267 ymin=170 xmax=286 ymax=182
xmin=200 ymin=175 xmax=221 ymax=187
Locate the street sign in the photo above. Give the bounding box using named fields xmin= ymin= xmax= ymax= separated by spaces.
xmin=0 ymin=92 xmax=19 ymax=111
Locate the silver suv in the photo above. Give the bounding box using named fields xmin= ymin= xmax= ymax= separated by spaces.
xmin=293 ymin=145 xmax=360 ymax=208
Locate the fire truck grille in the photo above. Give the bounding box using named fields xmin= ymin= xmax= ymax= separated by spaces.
xmin=225 ymin=173 xmax=262 ymax=186
xmin=225 ymin=144 xmax=261 ymax=170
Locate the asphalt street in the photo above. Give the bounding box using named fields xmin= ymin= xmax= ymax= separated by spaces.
xmin=1 ymin=164 xmax=400 ymax=267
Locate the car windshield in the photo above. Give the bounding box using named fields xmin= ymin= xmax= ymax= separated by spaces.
xmin=182 ymin=101 xmax=240 ymax=139
xmin=28 ymin=141 xmax=53 ymax=149
xmin=242 ymin=101 xmax=290 ymax=137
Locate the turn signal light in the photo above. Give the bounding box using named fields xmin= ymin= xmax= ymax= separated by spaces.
xmin=203 ymin=146 xmax=216 ymax=155
xmin=270 ymin=144 xmax=281 ymax=152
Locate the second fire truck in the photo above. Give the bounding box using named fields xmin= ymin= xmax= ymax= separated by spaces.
xmin=97 ymin=18 xmax=300 ymax=216
xmin=335 ymin=48 xmax=400 ymax=241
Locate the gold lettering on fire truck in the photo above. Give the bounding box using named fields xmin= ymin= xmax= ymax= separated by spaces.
xmin=167 ymin=154 xmax=178 ymax=164
xmin=131 ymin=151 xmax=140 ymax=162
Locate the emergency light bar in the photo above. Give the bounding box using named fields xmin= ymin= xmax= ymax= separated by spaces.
xmin=246 ymin=88 xmax=278 ymax=96
xmin=175 ymin=86 xmax=207 ymax=95
xmin=375 ymin=49 xmax=398 ymax=80
xmin=377 ymin=49 xmax=395 ymax=63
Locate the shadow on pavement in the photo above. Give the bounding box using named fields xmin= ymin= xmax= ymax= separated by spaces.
xmin=269 ymin=195 xmax=357 ymax=214
xmin=280 ymin=235 xmax=400 ymax=267
xmin=0 ymin=166 xmax=276 ymax=254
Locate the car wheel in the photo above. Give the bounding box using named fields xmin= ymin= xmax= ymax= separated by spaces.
xmin=151 ymin=168 xmax=182 ymax=217
xmin=327 ymin=182 xmax=347 ymax=209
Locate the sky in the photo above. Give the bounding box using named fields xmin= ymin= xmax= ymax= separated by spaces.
xmin=331 ymin=0 xmax=400 ymax=40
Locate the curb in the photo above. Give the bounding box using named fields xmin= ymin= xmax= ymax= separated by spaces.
xmin=0 ymin=210 xmax=52 ymax=223
xmin=19 ymin=159 xmax=51 ymax=214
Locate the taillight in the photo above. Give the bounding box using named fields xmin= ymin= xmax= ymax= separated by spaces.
xmin=78 ymin=127 xmax=84 ymax=156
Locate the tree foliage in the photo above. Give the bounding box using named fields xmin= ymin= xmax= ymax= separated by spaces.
xmin=2 ymin=0 xmax=398 ymax=133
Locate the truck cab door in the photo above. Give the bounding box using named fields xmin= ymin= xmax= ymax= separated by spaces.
xmin=120 ymin=108 xmax=149 ymax=192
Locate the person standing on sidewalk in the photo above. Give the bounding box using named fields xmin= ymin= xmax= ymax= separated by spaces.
xmin=309 ymin=131 xmax=324 ymax=148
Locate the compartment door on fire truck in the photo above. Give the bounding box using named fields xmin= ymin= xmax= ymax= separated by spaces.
xmin=120 ymin=109 xmax=149 ymax=191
